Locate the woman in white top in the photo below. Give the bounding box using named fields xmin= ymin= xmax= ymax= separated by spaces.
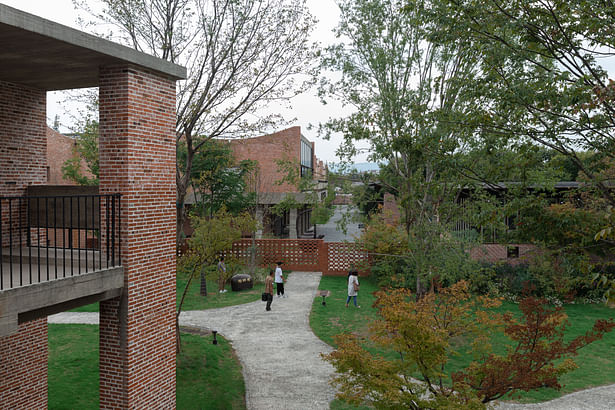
xmin=346 ymin=270 xmax=360 ymax=308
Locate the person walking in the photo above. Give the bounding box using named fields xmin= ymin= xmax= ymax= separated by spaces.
xmin=274 ymin=261 xmax=286 ymax=298
xmin=264 ymin=269 xmax=274 ymax=311
xmin=346 ymin=270 xmax=360 ymax=308
xmin=217 ymin=256 xmax=227 ymax=293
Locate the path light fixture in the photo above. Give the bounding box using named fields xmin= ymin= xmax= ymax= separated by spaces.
xmin=212 ymin=330 xmax=218 ymax=345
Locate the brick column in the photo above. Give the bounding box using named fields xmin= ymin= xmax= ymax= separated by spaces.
xmin=0 ymin=80 xmax=48 ymax=409
xmin=98 ymin=66 xmax=177 ymax=409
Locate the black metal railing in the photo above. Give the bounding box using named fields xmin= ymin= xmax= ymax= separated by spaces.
xmin=0 ymin=194 xmax=121 ymax=291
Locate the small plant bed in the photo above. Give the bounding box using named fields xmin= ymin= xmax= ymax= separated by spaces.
xmin=48 ymin=324 xmax=246 ymax=409
xmin=310 ymin=276 xmax=615 ymax=405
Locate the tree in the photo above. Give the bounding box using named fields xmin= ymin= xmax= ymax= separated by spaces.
xmin=320 ymin=0 xmax=484 ymax=230
xmin=74 ymin=0 xmax=319 ymax=245
xmin=176 ymin=208 xmax=257 ymax=350
xmin=323 ymin=281 xmax=615 ymax=408
xmin=61 ymin=116 xmax=99 ymax=186
xmin=180 ymin=139 xmax=256 ymax=217
xmin=319 ymin=0 xmax=492 ymax=293
xmin=433 ymin=0 xmax=615 ymax=207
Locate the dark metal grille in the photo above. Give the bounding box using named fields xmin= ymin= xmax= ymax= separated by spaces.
xmin=0 ymin=194 xmax=121 ymax=290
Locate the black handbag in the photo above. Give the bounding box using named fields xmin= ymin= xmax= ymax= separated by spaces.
xmin=261 ymin=292 xmax=268 ymax=302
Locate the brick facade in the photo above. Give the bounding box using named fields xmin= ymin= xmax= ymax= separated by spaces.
xmin=0 ymin=80 xmax=48 ymax=409
xmin=0 ymin=81 xmax=47 ymax=198
xmin=0 ymin=318 xmax=48 ymax=409
xmin=228 ymin=126 xmax=302 ymax=193
xmin=98 ymin=65 xmax=177 ymax=408
xmin=46 ymin=126 xmax=94 ymax=185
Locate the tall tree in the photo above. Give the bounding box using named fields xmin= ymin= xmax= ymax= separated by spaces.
xmin=434 ymin=0 xmax=615 ymax=206
xmin=319 ymin=0 xmax=482 ymax=292
xmin=75 ymin=0 xmax=319 ymax=244
xmin=179 ymin=139 xmax=256 ymax=217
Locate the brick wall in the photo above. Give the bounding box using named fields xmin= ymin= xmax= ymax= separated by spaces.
xmin=0 ymin=319 xmax=48 ymax=409
xmin=228 ymin=126 xmax=302 ymax=193
xmin=98 ymin=65 xmax=177 ymax=409
xmin=470 ymin=243 xmax=537 ymax=265
xmin=0 ymin=80 xmax=48 ymax=409
xmin=0 ymin=81 xmax=47 ymax=248
xmin=46 ymin=127 xmax=95 ymax=185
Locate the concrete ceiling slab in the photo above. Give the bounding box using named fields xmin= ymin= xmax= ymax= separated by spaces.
xmin=0 ymin=4 xmax=186 ymax=91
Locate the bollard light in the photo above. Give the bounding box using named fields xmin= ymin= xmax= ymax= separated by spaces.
xmin=212 ymin=330 xmax=218 ymax=345
xmin=322 ymin=295 xmax=327 ymax=306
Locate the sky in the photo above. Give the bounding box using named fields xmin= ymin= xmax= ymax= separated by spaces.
xmin=0 ymin=0 xmax=368 ymax=164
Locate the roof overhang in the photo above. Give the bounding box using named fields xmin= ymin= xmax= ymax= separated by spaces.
xmin=0 ymin=4 xmax=186 ymax=91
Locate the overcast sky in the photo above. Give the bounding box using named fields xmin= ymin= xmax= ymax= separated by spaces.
xmin=1 ymin=0 xmax=367 ymax=164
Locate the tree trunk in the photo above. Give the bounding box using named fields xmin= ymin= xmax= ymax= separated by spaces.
xmin=176 ymin=143 xmax=193 ymax=248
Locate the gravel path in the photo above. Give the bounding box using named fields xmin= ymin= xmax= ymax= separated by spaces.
xmin=494 ymin=384 xmax=615 ymax=409
xmin=180 ymin=271 xmax=336 ymax=410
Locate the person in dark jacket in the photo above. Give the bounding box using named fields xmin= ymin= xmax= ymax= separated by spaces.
xmin=264 ymin=269 xmax=274 ymax=311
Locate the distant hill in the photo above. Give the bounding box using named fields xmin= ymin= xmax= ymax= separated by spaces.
xmin=329 ymin=162 xmax=381 ymax=173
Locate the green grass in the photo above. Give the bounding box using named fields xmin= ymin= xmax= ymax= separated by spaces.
xmin=48 ymin=325 xmax=99 ymax=410
xmin=48 ymin=324 xmax=246 ymax=410
xmin=176 ymin=277 xmax=261 ymax=311
xmin=310 ymin=276 xmax=615 ymax=406
xmin=177 ymin=331 xmax=246 ymax=409
xmin=69 ymin=277 xmax=262 ymax=313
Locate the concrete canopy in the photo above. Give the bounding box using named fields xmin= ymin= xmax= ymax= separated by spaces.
xmin=0 ymin=4 xmax=186 ymax=91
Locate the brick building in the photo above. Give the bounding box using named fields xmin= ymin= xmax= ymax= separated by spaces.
xmin=0 ymin=5 xmax=185 ymax=409
xmin=227 ymin=126 xmax=328 ymax=238
xmin=46 ymin=126 xmax=95 ymax=185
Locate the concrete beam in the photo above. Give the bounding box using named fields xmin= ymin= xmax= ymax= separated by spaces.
xmin=0 ymin=267 xmax=123 ymax=337
xmin=0 ymin=4 xmax=186 ymax=90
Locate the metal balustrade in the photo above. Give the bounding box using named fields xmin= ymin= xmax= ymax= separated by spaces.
xmin=0 ymin=194 xmax=121 ymax=290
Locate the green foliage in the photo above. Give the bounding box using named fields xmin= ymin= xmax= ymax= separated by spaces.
xmin=180 ymin=140 xmax=257 ymax=216
xmin=78 ymin=0 xmax=319 ymax=244
xmin=359 ymin=211 xmax=479 ymax=294
xmin=434 ymin=0 xmax=615 ymax=206
xmin=323 ymin=281 xmax=615 ymax=408
xmin=312 ymin=277 xmax=615 ymax=404
xmin=176 ymin=208 xmax=258 ymax=334
xmin=468 ymin=258 xmax=604 ymax=302
xmin=320 ymin=0 xmax=488 ymax=238
xmin=183 ymin=208 xmax=258 ymax=267
xmin=61 ymin=117 xmax=99 ymax=186
xmin=271 ymin=155 xmax=333 ymax=226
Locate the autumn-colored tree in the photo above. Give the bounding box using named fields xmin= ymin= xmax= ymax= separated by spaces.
xmin=324 ymin=281 xmax=614 ymax=408
xmin=454 ymin=295 xmax=615 ymax=403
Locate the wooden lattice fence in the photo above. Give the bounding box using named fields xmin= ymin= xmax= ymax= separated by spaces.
xmin=228 ymin=238 xmax=370 ymax=276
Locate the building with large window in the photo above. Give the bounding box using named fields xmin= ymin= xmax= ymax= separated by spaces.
xmin=228 ymin=126 xmax=327 ymax=238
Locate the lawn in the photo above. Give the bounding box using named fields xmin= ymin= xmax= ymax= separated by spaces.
xmin=48 ymin=324 xmax=246 ymax=410
xmin=70 ymin=276 xmax=263 ymax=312
xmin=310 ymin=275 xmax=615 ymax=406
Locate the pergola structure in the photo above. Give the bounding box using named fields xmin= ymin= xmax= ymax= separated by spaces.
xmin=0 ymin=4 xmax=185 ymax=408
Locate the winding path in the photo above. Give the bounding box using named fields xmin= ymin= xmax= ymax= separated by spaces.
xmin=179 ymin=271 xmax=336 ymax=410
